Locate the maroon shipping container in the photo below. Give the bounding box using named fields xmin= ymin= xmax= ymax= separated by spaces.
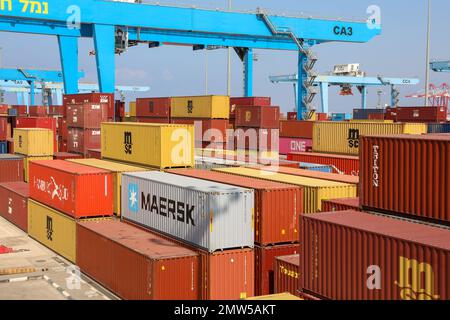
xmin=67 ymin=128 xmax=101 ymax=155
xmin=63 ymin=93 xmax=115 ymax=119
xmin=48 ymin=105 xmax=65 ymax=117
xmin=361 ymin=134 xmax=450 ymax=225
xmin=29 ymin=160 xmax=113 ymax=218
xmin=255 ymin=244 xmax=300 ymax=296
xmin=66 ymin=103 xmax=108 ymax=129
xmin=230 ymin=97 xmax=272 ymax=107
xmin=301 ymin=210 xmax=450 ymax=300
xmin=11 ymin=105 xmax=27 ymax=116
xmin=167 ymin=169 xmax=303 ymax=245
xmin=280 ymin=120 xmax=314 ymax=139
xmin=28 ymin=106 xmax=47 ymax=117
xmin=0 ymin=182 xmax=29 ymax=232
xmin=115 ymin=100 xmax=125 ymax=118
xmin=235 ymin=106 xmax=280 ymax=129
xmin=16 ymin=117 xmax=58 ymax=153
xmin=274 ymin=254 xmax=300 ymax=296
xmin=0 ymin=154 xmax=24 ymax=183
xmin=171 ymin=119 xmax=229 ymax=143
xmin=58 ymin=139 xmax=67 ymax=153
xmin=135 ymin=117 xmax=171 ymax=124
xmin=287 ymin=152 xmax=360 ymax=176
xmin=86 ymin=149 xmax=102 ymax=160
xmin=385 ymin=107 xmax=397 ymax=121
xmin=77 ymin=220 xmax=199 ymax=300
xmin=234 ymin=128 xmax=279 ymax=151
xmin=322 ymin=198 xmax=361 ymax=212
xmin=53 ymin=152 xmax=84 ymax=160
xmin=57 ymin=118 xmax=68 ymax=141
xmin=136 ymin=97 xmax=171 ymax=118
xmin=287 ymin=112 xmax=297 ymax=120
xmin=396 ymin=106 xmax=447 ymax=123
xmin=0 ymin=104 xmax=9 ymax=114
xmin=7 ymin=138 xmax=14 ymax=154
xmin=368 ymin=113 xmax=386 ymax=120
xmin=0 ymin=117 xmax=9 ymax=140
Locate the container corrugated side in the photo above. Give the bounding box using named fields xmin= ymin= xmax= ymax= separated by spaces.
xmin=0 ymin=182 xmax=29 ymax=232
xmin=301 ymin=210 xmax=450 ymax=300
xmin=361 ymin=134 xmax=450 ymax=225
xmin=121 ymin=171 xmax=254 ymax=252
xmin=322 ymin=197 xmax=361 ymax=212
xmin=245 ymin=293 xmax=302 ymax=300
xmin=287 ymin=152 xmax=360 ymax=176
xmin=101 ymin=122 xmax=195 ymax=169
xmin=275 ymin=254 xmax=300 ymax=296
xmin=76 ymin=220 xmax=200 ymax=300
xmin=214 ymin=167 xmax=356 ymax=214
xmin=23 ymin=156 xmax=53 ymax=182
xmin=0 ymin=154 xmax=24 ymax=183
xmin=171 ymin=95 xmax=230 ymax=119
xmin=14 ymin=128 xmax=54 ymax=156
xmin=312 ymin=122 xmax=427 ymax=155
xmin=129 ymin=101 xmax=136 ymax=117
xmin=68 ymin=158 xmax=149 ymax=216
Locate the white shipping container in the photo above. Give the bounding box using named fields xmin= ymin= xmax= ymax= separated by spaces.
xmin=121 ymin=171 xmax=254 ymax=252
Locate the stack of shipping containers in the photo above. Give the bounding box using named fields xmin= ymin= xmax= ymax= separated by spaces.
xmin=279 ymin=121 xmax=314 ymax=155
xmin=0 ymin=104 xmax=13 ymax=153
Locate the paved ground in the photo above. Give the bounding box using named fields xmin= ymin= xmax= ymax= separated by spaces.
xmin=0 ymin=217 xmax=119 ymax=300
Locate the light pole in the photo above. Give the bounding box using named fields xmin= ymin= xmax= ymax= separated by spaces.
xmin=227 ymin=0 xmax=232 ymax=97
xmin=425 ymin=0 xmax=431 ymax=107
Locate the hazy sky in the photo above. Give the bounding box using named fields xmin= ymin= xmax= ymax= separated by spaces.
xmin=1 ymin=0 xmax=449 ymax=113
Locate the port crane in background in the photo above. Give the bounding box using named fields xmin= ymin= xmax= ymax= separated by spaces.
xmin=0 ymin=0 xmax=380 ymax=120
xmin=430 ymin=61 xmax=450 ymax=73
xmin=269 ymin=70 xmax=419 ymax=113
xmin=405 ymin=83 xmax=450 ymax=107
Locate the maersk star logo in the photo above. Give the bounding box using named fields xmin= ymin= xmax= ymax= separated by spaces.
xmin=128 ymin=184 xmax=138 ymax=213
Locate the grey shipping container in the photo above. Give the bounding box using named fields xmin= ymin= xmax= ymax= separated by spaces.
xmin=428 ymin=123 xmax=450 ymax=134
xmin=353 ymin=108 xmax=385 ymax=120
xmin=121 ymin=171 xmax=254 ymax=252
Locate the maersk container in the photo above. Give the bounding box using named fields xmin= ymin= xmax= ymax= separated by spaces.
xmin=171 ymin=95 xmax=230 ymax=119
xmin=101 ymin=122 xmax=195 ymax=169
xmin=301 ymin=210 xmax=450 ymax=300
xmin=312 ymin=122 xmax=427 ymax=155
xmin=121 ymin=171 xmax=254 ymax=252
xmin=213 ymin=167 xmax=356 ymax=214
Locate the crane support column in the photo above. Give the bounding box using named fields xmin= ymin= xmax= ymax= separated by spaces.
xmin=93 ymin=24 xmax=116 ymax=93
xmin=297 ymin=51 xmax=308 ymax=120
xmin=58 ymin=36 xmax=79 ymax=94
xmin=16 ymin=93 xmax=23 ymax=105
xmin=56 ymin=89 xmax=63 ymax=105
xmin=243 ymin=48 xmax=254 ymax=97
xmin=23 ymin=93 xmax=29 ymax=107
xmin=361 ymin=86 xmax=367 ymax=109
xmin=29 ymin=80 xmax=35 ymax=106
xmin=320 ymin=82 xmax=329 ymax=113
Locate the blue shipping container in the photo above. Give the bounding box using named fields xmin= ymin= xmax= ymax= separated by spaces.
xmin=428 ymin=123 xmax=450 ymax=133
xmin=353 ymin=108 xmax=385 ymax=120
xmin=7 ymin=109 xmax=17 ymax=117
xmin=0 ymin=141 xmax=7 ymax=154
xmin=331 ymin=113 xmax=352 ymax=121
xmin=299 ymin=162 xmax=333 ymax=173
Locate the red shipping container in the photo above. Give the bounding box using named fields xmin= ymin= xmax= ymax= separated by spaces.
xmin=0 ymin=154 xmax=24 ymax=183
xmin=66 ymin=103 xmax=108 ymax=129
xmin=16 ymin=117 xmax=58 ymax=153
xmin=171 ymin=119 xmax=229 ymax=143
xmin=58 ymin=139 xmax=67 ymax=153
xmin=0 ymin=104 xmax=9 ymax=114
xmin=0 ymin=117 xmax=9 ymax=140
xmin=48 ymin=105 xmax=65 ymax=117
xmin=235 ymin=106 xmax=280 ymax=129
xmin=396 ymin=106 xmax=447 ymax=123
xmin=136 ymin=97 xmax=171 ymax=118
xmin=385 ymin=107 xmax=397 ymax=121
xmin=277 ymin=159 xmax=303 ymax=168
xmin=322 ymin=197 xmax=361 ymax=212
xmin=29 ymin=160 xmax=114 ymax=218
xmin=63 ymin=93 xmax=115 ymax=119
xmin=0 ymin=182 xmax=29 ymax=232
xmin=7 ymin=138 xmax=14 ymax=154
xmin=86 ymin=149 xmax=102 ymax=160
xmin=233 ymin=128 xmax=279 ymax=150
xmin=230 ymin=97 xmax=272 ymax=107
xmin=361 ymin=134 xmax=450 ymax=225
xmin=28 ymin=106 xmax=47 ymax=117
xmin=274 ymin=254 xmax=300 ymax=296
xmin=11 ymin=105 xmax=27 ymax=116
xmin=67 ymin=128 xmax=101 ymax=155
xmin=135 ymin=117 xmax=171 ymax=124
xmin=287 ymin=112 xmax=297 ymax=120
xmin=287 ymin=152 xmax=360 ymax=176
xmin=58 ymin=118 xmax=68 ymax=141
xmin=301 ymin=210 xmax=450 ymax=300
xmin=280 ymin=120 xmax=314 ymax=139
xmin=255 ymin=244 xmax=300 ymax=296
xmin=368 ymin=113 xmax=385 ymax=120
xmin=115 ymin=100 xmax=125 ymax=118
xmin=53 ymin=152 xmax=84 ymax=160
xmin=168 ymin=169 xmax=303 ymax=245
xmin=77 ymin=220 xmax=199 ymax=300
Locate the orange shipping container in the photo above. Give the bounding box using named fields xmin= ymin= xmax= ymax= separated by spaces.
xmin=322 ymin=197 xmax=361 ymax=212
xmin=280 ymin=121 xmax=314 ymax=139
xmin=275 ymin=254 xmax=300 ymax=296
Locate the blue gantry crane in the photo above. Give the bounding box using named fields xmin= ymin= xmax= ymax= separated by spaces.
xmin=0 ymin=0 xmax=380 ymax=119
xmin=269 ymin=74 xmax=419 ymax=113
xmin=430 ymin=61 xmax=450 ymax=73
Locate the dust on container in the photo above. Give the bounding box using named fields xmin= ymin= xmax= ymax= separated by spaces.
xmin=29 ymin=160 xmax=114 ymax=218
xmin=101 ymin=122 xmax=195 ymax=169
xmin=76 ymin=220 xmax=200 ymax=300
xmin=14 ymin=128 xmax=54 ymax=156
xmin=0 ymin=154 xmax=24 ymax=183
xmin=213 ymin=167 xmax=356 ymax=214
xmin=287 ymin=152 xmax=360 ymax=176
xmin=0 ymin=182 xmax=29 ymax=232
xmin=301 ymin=210 xmax=450 ymax=300
xmin=121 ymin=171 xmax=254 ymax=252
xmin=321 ymin=197 xmax=360 ymax=212
xmin=171 ymin=95 xmax=230 ymax=119
xmin=312 ymin=121 xmax=427 ymax=155
xmin=360 ymin=134 xmax=450 ymax=225
xmin=274 ymin=254 xmax=300 ymax=297
xmin=66 ymin=103 xmax=109 ymax=129
xmin=235 ymin=106 xmax=280 ymax=129
xmin=167 ymin=169 xmax=302 ymax=245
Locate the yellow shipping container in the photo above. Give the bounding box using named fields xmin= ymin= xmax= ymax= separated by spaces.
xmin=28 ymin=200 xmax=77 ymax=263
xmin=14 ymin=128 xmax=54 ymax=156
xmin=313 ymin=122 xmax=427 ymax=155
xmin=23 ymin=156 xmax=53 ymax=182
xmin=171 ymin=95 xmax=230 ymax=119
xmin=101 ymin=122 xmax=195 ymax=169
xmin=129 ymin=101 xmax=137 ymax=117
xmin=68 ymin=159 xmax=149 ymax=215
xmin=245 ymin=293 xmax=303 ymax=300
xmin=214 ymin=167 xmax=356 ymax=213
